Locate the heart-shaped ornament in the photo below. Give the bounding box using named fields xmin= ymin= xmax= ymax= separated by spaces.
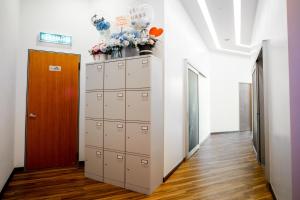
xmin=149 ymin=27 xmax=164 ymax=37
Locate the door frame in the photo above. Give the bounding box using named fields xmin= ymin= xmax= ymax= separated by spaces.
xmin=25 ymin=49 xmax=81 ymax=170
xmin=184 ymin=59 xmax=207 ymax=159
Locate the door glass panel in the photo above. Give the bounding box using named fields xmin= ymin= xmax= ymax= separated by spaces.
xmin=188 ymin=69 xmax=199 ymax=152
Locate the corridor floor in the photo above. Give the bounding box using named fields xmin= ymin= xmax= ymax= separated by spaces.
xmin=3 ymin=132 xmax=273 ymax=200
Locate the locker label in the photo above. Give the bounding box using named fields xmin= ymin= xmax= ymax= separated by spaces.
xmin=117 ymin=124 xmax=124 ymax=128
xmin=141 ymin=93 xmax=149 ymax=97
xmin=141 ymin=126 xmax=149 ymax=131
xmin=117 ymin=93 xmax=124 ymax=97
xmin=117 ymin=155 xmax=123 ymax=160
xmin=97 ymin=65 xmax=103 ymax=70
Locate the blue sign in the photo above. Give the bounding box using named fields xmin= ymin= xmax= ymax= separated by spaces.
xmin=39 ymin=32 xmax=72 ymax=45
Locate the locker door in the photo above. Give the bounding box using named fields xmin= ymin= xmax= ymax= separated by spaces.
xmin=126 ymin=155 xmax=150 ymax=189
xmin=104 ymin=91 xmax=125 ymax=120
xmin=86 ymin=63 xmax=104 ymax=90
xmin=126 ymin=91 xmax=150 ymax=122
xmin=104 ymin=151 xmax=125 ymax=187
xmin=85 ymin=148 xmax=103 ymax=179
xmin=126 ymin=123 xmax=150 ymax=155
xmin=104 ymin=61 xmax=125 ymax=90
xmin=126 ymin=58 xmax=150 ymax=89
xmin=85 ymin=120 xmax=103 ymax=147
xmin=86 ymin=92 xmax=103 ymax=119
xmin=104 ymin=121 xmax=125 ymax=151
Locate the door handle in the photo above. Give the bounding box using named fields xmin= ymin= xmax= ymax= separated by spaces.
xmin=29 ymin=113 xmax=37 ymax=118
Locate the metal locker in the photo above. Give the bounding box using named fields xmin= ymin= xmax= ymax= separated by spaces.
xmin=126 ymin=58 xmax=150 ymax=89
xmin=86 ymin=92 xmax=103 ymax=119
xmin=104 ymin=61 xmax=125 ymax=90
xmin=85 ymin=120 xmax=103 ymax=147
xmin=85 ymin=147 xmax=103 ymax=180
xmin=126 ymin=123 xmax=150 ymax=155
xmin=104 ymin=151 xmax=125 ymax=187
xmin=104 ymin=121 xmax=125 ymax=151
xmin=104 ymin=91 xmax=125 ymax=120
xmin=126 ymin=155 xmax=150 ymax=189
xmin=86 ymin=63 xmax=104 ymax=90
xmin=126 ymin=91 xmax=150 ymax=122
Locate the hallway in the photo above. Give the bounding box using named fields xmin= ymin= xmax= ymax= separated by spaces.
xmin=3 ymin=132 xmax=272 ymax=200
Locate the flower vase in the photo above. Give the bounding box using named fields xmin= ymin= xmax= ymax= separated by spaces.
xmin=138 ymin=44 xmax=153 ymax=55
xmin=111 ymin=47 xmax=123 ymax=59
xmin=93 ymin=54 xmax=107 ymax=62
xmin=122 ymin=47 xmax=138 ymax=58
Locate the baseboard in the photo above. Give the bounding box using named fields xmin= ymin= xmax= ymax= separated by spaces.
xmin=211 ymin=130 xmax=245 ymax=135
xmin=267 ymin=183 xmax=277 ymax=200
xmin=0 ymin=168 xmax=17 ymax=199
xmin=163 ymin=158 xmax=186 ymax=182
xmin=78 ymin=161 xmax=85 ymax=168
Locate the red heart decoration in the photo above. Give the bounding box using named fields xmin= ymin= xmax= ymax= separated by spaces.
xmin=149 ymin=27 xmax=164 ymax=37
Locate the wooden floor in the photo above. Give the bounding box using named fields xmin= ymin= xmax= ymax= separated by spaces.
xmin=3 ymin=132 xmax=273 ymax=200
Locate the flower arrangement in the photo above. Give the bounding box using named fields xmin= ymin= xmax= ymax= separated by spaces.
xmin=88 ymin=42 xmax=108 ymax=55
xmin=89 ymin=7 xmax=164 ymax=60
xmin=91 ymin=15 xmax=111 ymax=31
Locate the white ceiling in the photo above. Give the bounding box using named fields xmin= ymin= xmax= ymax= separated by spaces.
xmin=181 ymin=0 xmax=259 ymax=55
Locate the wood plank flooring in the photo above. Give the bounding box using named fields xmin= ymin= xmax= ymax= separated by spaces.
xmin=3 ymin=132 xmax=273 ymax=200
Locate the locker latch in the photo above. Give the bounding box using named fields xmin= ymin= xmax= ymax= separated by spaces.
xmin=117 ymin=93 xmax=124 ymax=97
xmin=142 ymin=59 xmax=148 ymax=64
xmin=141 ymin=93 xmax=149 ymax=97
xmin=117 ymin=155 xmax=124 ymax=160
xmin=97 ymin=65 xmax=103 ymax=70
xmin=141 ymin=126 xmax=149 ymax=131
xmin=97 ymin=94 xmax=102 ymax=99
xmin=117 ymin=124 xmax=124 ymax=128
xmin=141 ymin=159 xmax=149 ymax=165
xmin=96 ymin=151 xmax=102 ymax=157
xmin=96 ymin=123 xmax=102 ymax=127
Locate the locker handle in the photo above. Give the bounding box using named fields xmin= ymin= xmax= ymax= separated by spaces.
xmin=141 ymin=126 xmax=149 ymax=131
xmin=97 ymin=65 xmax=103 ymax=70
xmin=117 ymin=93 xmax=124 ymax=97
xmin=141 ymin=93 xmax=149 ymax=97
xmin=117 ymin=124 xmax=124 ymax=128
xmin=97 ymin=94 xmax=102 ymax=98
xmin=117 ymin=155 xmax=124 ymax=160
xmin=96 ymin=123 xmax=102 ymax=126
xmin=141 ymin=159 xmax=149 ymax=165
xmin=118 ymin=62 xmax=124 ymax=66
xmin=142 ymin=59 xmax=148 ymax=64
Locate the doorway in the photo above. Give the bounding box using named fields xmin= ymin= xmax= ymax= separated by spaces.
xmin=25 ymin=50 xmax=80 ymax=170
xmin=252 ymin=50 xmax=265 ymax=165
xmin=239 ymin=83 xmax=252 ymax=131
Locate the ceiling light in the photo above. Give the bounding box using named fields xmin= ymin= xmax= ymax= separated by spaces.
xmin=233 ymin=0 xmax=241 ymax=45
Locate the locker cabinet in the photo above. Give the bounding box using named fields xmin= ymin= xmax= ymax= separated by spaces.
xmin=104 ymin=151 xmax=125 ymax=187
xmin=126 ymin=123 xmax=150 ymax=155
xmin=126 ymin=57 xmax=150 ymax=89
xmin=85 ymin=147 xmax=103 ymax=182
xmin=86 ymin=63 xmax=104 ymax=90
xmin=126 ymin=155 xmax=150 ymax=191
xmin=104 ymin=61 xmax=125 ymax=90
xmin=85 ymin=120 xmax=103 ymax=148
xmin=86 ymin=92 xmax=103 ymax=119
xmin=85 ymin=56 xmax=163 ymax=195
xmin=104 ymin=121 xmax=125 ymax=151
xmin=104 ymin=91 xmax=125 ymax=120
xmin=126 ymin=90 xmax=150 ymax=122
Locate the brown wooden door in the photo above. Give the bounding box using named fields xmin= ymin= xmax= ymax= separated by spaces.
xmin=26 ymin=50 xmax=80 ymax=170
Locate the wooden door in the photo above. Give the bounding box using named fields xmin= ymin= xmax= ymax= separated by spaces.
xmin=26 ymin=50 xmax=80 ymax=170
xmin=239 ymin=83 xmax=252 ymax=131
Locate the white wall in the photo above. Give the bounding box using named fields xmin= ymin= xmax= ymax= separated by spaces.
xmin=14 ymin=0 xmax=164 ymax=167
xmin=164 ymin=0 xmax=210 ymax=176
xmin=209 ymin=52 xmax=252 ymax=133
xmin=0 ymin=0 xmax=19 ymax=190
xmin=251 ymin=0 xmax=292 ymax=199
